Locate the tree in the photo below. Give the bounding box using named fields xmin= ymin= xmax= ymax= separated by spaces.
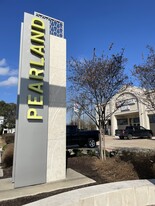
xmin=67 ymin=104 xmax=96 ymax=130
xmin=133 ymin=46 xmax=155 ymax=111
xmin=68 ymin=49 xmax=129 ymax=160
xmin=0 ymin=101 xmax=16 ymax=129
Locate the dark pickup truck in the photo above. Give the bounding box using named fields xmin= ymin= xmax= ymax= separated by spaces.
xmin=115 ymin=126 xmax=153 ymax=140
xmin=66 ymin=125 xmax=99 ymax=148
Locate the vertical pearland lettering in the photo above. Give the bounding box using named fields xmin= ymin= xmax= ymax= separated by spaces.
xmin=30 ymin=45 xmax=44 ymax=57
xmin=27 ymin=17 xmax=45 ymax=121
xmin=31 ymin=30 xmax=44 ymax=44
xmin=28 ymin=82 xmax=43 ymax=94
xmin=28 ymin=95 xmax=43 ymax=106
xmin=29 ymin=68 xmax=44 ymax=80
xmin=31 ymin=18 xmax=45 ymax=31
xmin=27 ymin=108 xmax=43 ymax=120
xmin=30 ymin=57 xmax=44 ymax=67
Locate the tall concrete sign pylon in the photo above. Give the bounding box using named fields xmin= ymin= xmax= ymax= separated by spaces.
xmin=13 ymin=12 xmax=66 ymax=188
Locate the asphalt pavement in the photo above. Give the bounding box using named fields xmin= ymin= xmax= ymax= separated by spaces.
xmin=102 ymin=135 xmax=155 ymax=150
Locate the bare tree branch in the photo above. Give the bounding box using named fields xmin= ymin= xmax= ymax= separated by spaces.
xmin=133 ymin=46 xmax=155 ymax=111
xmin=68 ymin=49 xmax=129 ymax=160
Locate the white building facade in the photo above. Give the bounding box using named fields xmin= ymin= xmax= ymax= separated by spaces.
xmin=106 ymin=86 xmax=155 ymax=136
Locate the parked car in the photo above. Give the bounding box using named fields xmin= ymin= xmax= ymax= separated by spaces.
xmin=115 ymin=125 xmax=153 ymax=140
xmin=66 ymin=125 xmax=99 ymax=148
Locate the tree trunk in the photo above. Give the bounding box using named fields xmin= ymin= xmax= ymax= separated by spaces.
xmin=99 ymin=127 xmax=106 ymax=160
xmin=78 ymin=115 xmax=81 ymax=129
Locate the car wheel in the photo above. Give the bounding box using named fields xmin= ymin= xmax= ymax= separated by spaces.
xmin=119 ymin=136 xmax=124 ymax=140
xmin=87 ymin=139 xmax=96 ymax=148
xmin=128 ymin=134 xmax=132 ymax=140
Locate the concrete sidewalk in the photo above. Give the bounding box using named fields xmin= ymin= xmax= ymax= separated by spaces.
xmin=0 ymin=168 xmax=96 ymax=202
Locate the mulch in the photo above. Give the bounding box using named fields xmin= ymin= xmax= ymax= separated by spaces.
xmin=0 ymin=153 xmax=155 ymax=206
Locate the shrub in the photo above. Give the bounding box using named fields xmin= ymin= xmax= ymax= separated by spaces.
xmin=73 ymin=149 xmax=83 ymax=157
xmin=0 ymin=127 xmax=3 ymax=135
xmin=2 ymin=133 xmax=15 ymax=144
xmin=2 ymin=144 xmax=7 ymax=151
xmin=2 ymin=143 xmax=14 ymax=168
xmin=0 ymin=137 xmax=5 ymax=148
xmin=87 ymin=149 xmax=99 ymax=157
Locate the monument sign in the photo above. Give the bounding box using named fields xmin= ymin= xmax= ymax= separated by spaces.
xmin=13 ymin=12 xmax=66 ymax=188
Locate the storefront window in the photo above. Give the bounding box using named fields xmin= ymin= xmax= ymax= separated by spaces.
xmin=117 ymin=118 xmax=128 ymax=125
xmin=149 ymin=115 xmax=155 ymax=123
xmin=133 ymin=117 xmax=139 ymax=123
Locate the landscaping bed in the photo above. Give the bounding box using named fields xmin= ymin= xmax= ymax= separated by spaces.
xmin=0 ymin=148 xmax=155 ymax=205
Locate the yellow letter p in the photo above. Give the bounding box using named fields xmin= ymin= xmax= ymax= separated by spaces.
xmin=27 ymin=108 xmax=43 ymax=120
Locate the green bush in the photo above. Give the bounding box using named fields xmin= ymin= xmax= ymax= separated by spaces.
xmin=0 ymin=137 xmax=5 ymax=148
xmin=73 ymin=149 xmax=83 ymax=157
xmin=0 ymin=127 xmax=3 ymax=135
xmin=87 ymin=149 xmax=98 ymax=156
xmin=2 ymin=144 xmax=7 ymax=151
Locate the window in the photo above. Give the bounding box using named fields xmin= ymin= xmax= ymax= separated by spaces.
xmin=133 ymin=117 xmax=139 ymax=124
xmin=108 ymin=120 xmax=111 ymax=126
xmin=117 ymin=118 xmax=128 ymax=125
xmin=149 ymin=115 xmax=155 ymax=123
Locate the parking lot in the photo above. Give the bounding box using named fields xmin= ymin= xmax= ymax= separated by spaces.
xmin=103 ymin=135 xmax=155 ymax=150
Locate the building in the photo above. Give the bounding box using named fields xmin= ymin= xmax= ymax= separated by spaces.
xmin=105 ymin=86 xmax=155 ymax=136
